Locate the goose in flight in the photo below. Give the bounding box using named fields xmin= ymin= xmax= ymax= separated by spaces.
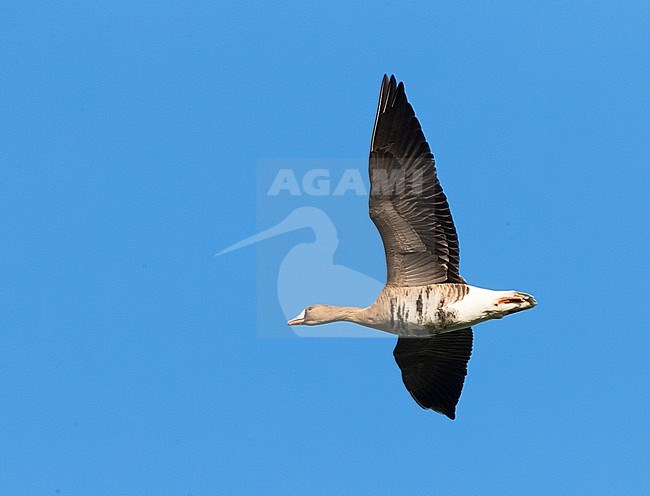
xmin=288 ymin=75 xmax=537 ymax=419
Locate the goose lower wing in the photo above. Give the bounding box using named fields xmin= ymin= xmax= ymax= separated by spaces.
xmin=393 ymin=328 xmax=473 ymax=419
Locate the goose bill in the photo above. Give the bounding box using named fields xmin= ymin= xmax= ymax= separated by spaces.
xmin=287 ymin=309 xmax=306 ymax=326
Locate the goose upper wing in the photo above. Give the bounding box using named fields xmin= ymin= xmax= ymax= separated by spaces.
xmin=393 ymin=328 xmax=473 ymax=419
xmin=369 ymin=74 xmax=462 ymax=286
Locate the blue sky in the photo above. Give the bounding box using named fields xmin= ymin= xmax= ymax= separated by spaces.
xmin=1 ymin=1 xmax=648 ymax=495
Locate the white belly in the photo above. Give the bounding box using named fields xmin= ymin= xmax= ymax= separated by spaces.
xmin=381 ymin=284 xmax=501 ymax=335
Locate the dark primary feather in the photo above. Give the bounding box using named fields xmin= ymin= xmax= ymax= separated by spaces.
xmin=369 ymin=74 xmax=462 ymax=286
xmin=393 ymin=328 xmax=473 ymax=419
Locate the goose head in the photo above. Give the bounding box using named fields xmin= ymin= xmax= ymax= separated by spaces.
xmin=287 ymin=304 xmax=357 ymax=326
xmin=287 ymin=305 xmax=329 ymax=326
